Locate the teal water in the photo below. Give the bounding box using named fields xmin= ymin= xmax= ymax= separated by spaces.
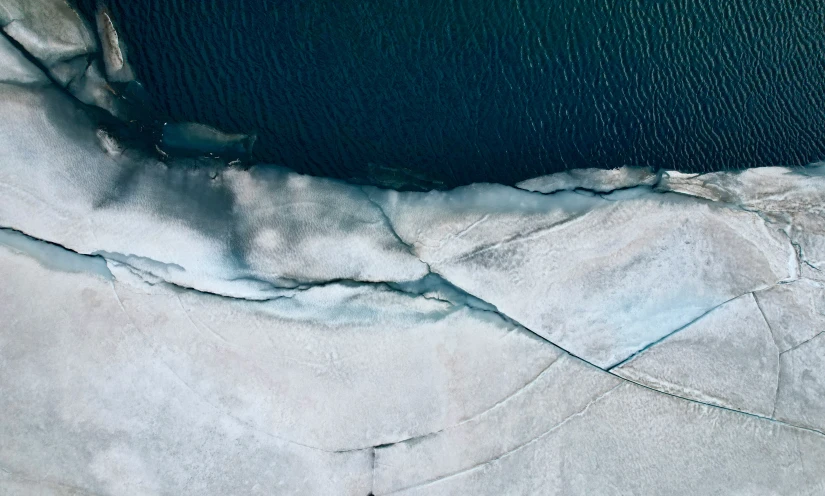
xmin=79 ymin=0 xmax=825 ymax=188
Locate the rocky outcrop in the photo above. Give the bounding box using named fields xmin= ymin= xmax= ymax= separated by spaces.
xmin=95 ymin=4 xmax=133 ymax=83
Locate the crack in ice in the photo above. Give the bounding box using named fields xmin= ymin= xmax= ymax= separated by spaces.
xmin=381 ymin=383 xmax=625 ymax=494
xmin=4 ymin=196 xmax=822 ymax=460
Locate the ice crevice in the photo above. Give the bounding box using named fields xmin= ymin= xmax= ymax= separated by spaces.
xmin=0 ymin=25 xmax=82 ymax=92
xmin=0 ymin=225 xmax=478 ymax=311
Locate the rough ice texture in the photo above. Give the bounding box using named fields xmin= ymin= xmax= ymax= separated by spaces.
xmin=0 ymin=245 xmax=373 ymax=495
xmin=2 ymin=10 xmax=825 ymax=495
xmin=755 ymin=279 xmax=825 ymax=353
xmin=368 ymin=185 xmax=795 ymax=367
xmin=373 ymin=355 xmax=622 ymax=493
xmin=759 ymin=280 xmax=825 ymax=433
xmin=377 ymin=383 xmax=825 ymax=496
xmin=775 ymin=332 xmax=825 ymax=433
xmin=614 ymin=293 xmax=779 ymax=417
xmin=0 ymin=85 xmax=428 ymax=298
xmin=660 ymin=167 xmax=825 ymax=279
xmin=106 ymin=268 xmax=559 ymax=452
xmin=0 ymin=0 xmax=96 ymax=68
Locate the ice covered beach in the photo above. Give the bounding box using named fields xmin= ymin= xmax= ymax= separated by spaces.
xmin=2 ymin=1 xmax=825 ymax=494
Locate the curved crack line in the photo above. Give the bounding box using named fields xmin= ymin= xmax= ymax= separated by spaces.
xmin=752 ymin=291 xmax=784 ymax=418
xmin=616 ymin=374 xmax=825 ymax=438
xmin=395 ymin=269 xmax=825 ymax=442
xmin=780 ymin=330 xmax=825 ymax=357
xmin=364 ymin=354 xmax=565 ymax=453
xmin=379 ymin=373 xmax=825 ymax=495
xmin=382 ymin=383 xmax=624 ymax=494
xmin=107 ymin=282 xmax=358 ymax=455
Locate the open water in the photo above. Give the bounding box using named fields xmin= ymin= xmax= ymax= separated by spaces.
xmin=78 ymin=0 xmax=825 ymax=188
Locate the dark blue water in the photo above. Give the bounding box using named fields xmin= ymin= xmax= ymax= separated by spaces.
xmin=82 ymin=1 xmax=825 ymax=188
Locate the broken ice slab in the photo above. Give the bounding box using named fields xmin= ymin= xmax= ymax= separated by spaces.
xmin=0 ymin=84 xmax=428 ymax=298
xmin=660 ymin=167 xmax=825 ymax=279
xmin=614 ymin=293 xmax=779 ymax=417
xmin=161 ymin=122 xmax=257 ymax=159
xmin=515 ymin=166 xmax=659 ymax=194
xmin=755 ymin=279 xmax=825 ymax=353
xmin=775 ymin=332 xmax=825 ymax=433
xmin=0 ymin=234 xmax=561 ymax=455
xmin=368 ymin=183 xmax=796 ymax=368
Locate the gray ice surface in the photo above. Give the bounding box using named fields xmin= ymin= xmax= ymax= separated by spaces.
xmin=0 ymin=33 xmax=48 ymax=85
xmin=0 ymin=0 xmax=96 ymax=69
xmin=0 ymin=245 xmax=373 ymax=495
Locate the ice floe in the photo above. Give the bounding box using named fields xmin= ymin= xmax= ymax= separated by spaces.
xmin=1 ymin=6 xmax=825 ymax=494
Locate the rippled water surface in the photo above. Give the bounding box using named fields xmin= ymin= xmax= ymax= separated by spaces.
xmin=82 ymin=0 xmax=825 ymax=187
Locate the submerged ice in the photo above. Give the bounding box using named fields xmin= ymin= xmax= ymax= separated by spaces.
xmin=1 ymin=2 xmax=825 ymax=495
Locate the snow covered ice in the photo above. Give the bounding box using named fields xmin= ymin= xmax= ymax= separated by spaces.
xmin=1 ymin=2 xmax=825 ymax=494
